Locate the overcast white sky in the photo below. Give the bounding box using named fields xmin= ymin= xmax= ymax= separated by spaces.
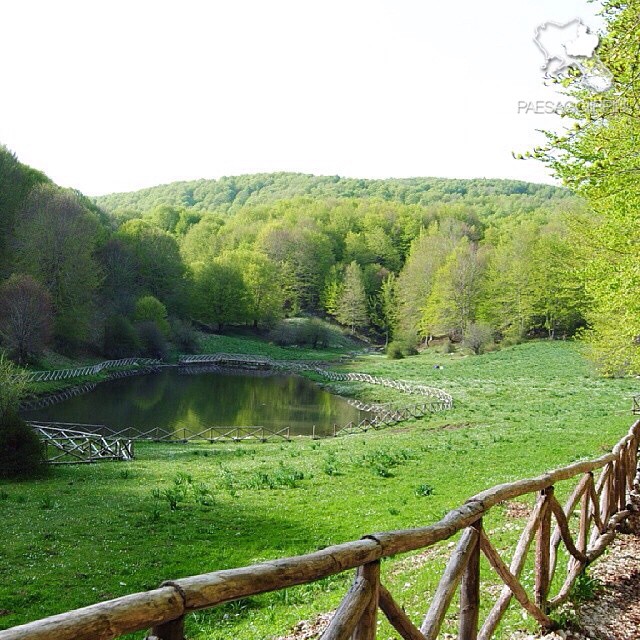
xmin=0 ymin=0 xmax=604 ymax=196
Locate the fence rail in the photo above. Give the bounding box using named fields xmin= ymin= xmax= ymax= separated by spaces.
xmin=4 ymin=419 xmax=638 ymax=640
xmin=23 ymin=358 xmax=161 ymax=383
xmin=28 ymin=422 xmax=292 ymax=444
xmin=30 ymin=424 xmax=133 ymax=464
xmin=633 ymin=394 xmax=640 ymax=415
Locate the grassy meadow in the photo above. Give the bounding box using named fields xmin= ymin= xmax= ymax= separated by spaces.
xmin=1 ymin=340 xmax=637 ymax=638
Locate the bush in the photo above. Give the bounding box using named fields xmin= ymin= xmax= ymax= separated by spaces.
xmin=269 ymin=317 xmax=330 ymax=348
xmin=386 ymin=340 xmax=418 ymax=359
xmin=134 ymin=296 xmax=170 ymax=336
xmin=463 ymin=322 xmax=495 ymax=355
xmin=386 ymin=341 xmax=405 ymax=359
xmin=170 ymin=318 xmax=200 ymax=354
xmin=0 ymin=410 xmax=46 ymax=479
xmin=103 ymin=315 xmax=140 ymax=358
xmin=0 ymin=355 xmax=27 ymax=418
xmin=137 ymin=321 xmax=168 ymax=360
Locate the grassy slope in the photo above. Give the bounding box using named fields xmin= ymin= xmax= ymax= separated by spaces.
xmin=1 ymin=341 xmax=637 ymax=638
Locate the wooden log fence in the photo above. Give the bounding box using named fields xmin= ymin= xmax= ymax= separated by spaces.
xmin=177 ymin=354 xmax=453 ymax=408
xmin=23 ymin=358 xmax=161 ymax=383
xmin=28 ymin=422 xmax=291 ymax=444
xmin=20 ymin=366 xmax=161 ymax=411
xmin=30 ymin=424 xmax=133 ymax=464
xmin=633 ymin=394 xmax=640 ymax=415
xmin=3 ymin=419 xmax=638 ymax=640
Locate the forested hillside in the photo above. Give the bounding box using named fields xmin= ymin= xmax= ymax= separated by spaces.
xmin=0 ymin=147 xmax=591 ymax=366
xmin=95 ymin=172 xmax=571 ymax=216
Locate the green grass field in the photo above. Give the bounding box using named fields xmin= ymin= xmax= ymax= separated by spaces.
xmin=1 ymin=340 xmax=637 ymax=638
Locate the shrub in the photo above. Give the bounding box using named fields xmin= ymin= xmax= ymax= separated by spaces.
xmin=170 ymin=318 xmax=200 ymax=353
xmin=137 ymin=321 xmax=168 ymax=360
xmin=103 ymin=315 xmax=140 ymax=358
xmin=386 ymin=340 xmax=418 ymax=359
xmin=464 ymin=322 xmax=495 ymax=355
xmin=0 ymin=410 xmax=46 ymax=479
xmin=0 ymin=355 xmax=27 ymax=418
xmin=386 ymin=341 xmax=405 ymax=359
xmin=269 ymin=318 xmax=323 ymax=347
xmin=134 ymin=296 xmax=170 ymax=336
xmin=415 ymin=483 xmax=435 ymax=497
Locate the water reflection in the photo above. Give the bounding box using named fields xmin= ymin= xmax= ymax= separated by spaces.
xmin=24 ymin=368 xmax=367 ymax=437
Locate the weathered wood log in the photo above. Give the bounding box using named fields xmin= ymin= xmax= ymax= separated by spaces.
xmin=0 ymin=587 xmax=184 ymax=640
xmin=551 ymin=507 xmax=634 ymax=609
xmin=421 ymin=526 xmax=479 ymax=640
xmin=548 ymin=473 xmax=590 ymax=580
xmin=459 ymin=519 xmax=481 ymax=640
xmin=150 ymin=615 xmax=184 ymax=640
xmin=588 ymin=476 xmax=605 ymax=534
xmin=352 ymin=561 xmax=379 ymax=640
xmin=4 ymin=422 xmax=638 ymax=640
xmin=320 ymin=577 xmax=373 ymax=640
xmin=168 ymin=539 xmax=382 ymax=611
xmin=479 ymin=494 xmax=546 ymax=640
xmin=378 ymin=584 xmax=425 ymax=640
xmin=479 ymin=530 xmax=553 ymax=629
xmin=578 ymin=486 xmax=590 ymax=555
xmin=618 ymin=452 xmax=627 ymax=512
xmin=548 ymin=494 xmax=588 ymax=565
xmin=535 ymin=488 xmax=553 ymax=612
xmin=372 ymin=452 xmax=617 ymax=557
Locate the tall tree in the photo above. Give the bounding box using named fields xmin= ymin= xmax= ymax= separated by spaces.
xmin=191 ymin=259 xmax=247 ymax=330
xmin=13 ymin=185 xmax=100 ymax=345
xmin=117 ymin=220 xmax=186 ymax=311
xmin=421 ymin=238 xmax=485 ymax=340
xmin=0 ymin=274 xmax=53 ymax=364
xmin=534 ymin=0 xmax=640 ymax=372
xmin=335 ymin=261 xmax=368 ymax=334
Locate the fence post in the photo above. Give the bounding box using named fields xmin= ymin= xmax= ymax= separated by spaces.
xmin=535 ymin=486 xmax=553 ymax=614
xmin=150 ymin=615 xmax=185 ymax=640
xmin=459 ymin=518 xmax=482 ymax=640
xmin=352 ymin=560 xmax=380 ymax=640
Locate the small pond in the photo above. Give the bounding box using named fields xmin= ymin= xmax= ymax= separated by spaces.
xmin=24 ymin=368 xmax=369 ymax=438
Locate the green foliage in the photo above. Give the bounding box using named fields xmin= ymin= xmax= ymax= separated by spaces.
xmin=0 ymin=355 xmax=27 ymax=419
xmin=268 ymin=317 xmax=340 ymax=349
xmin=533 ymin=0 xmax=640 ymax=373
xmin=13 ymin=184 xmax=101 ymax=346
xmin=335 ymin=262 xmax=369 ymax=334
xmin=0 ymin=410 xmax=46 ymax=479
xmin=169 ymin=318 xmax=200 ymax=354
xmin=134 ymin=296 xmax=170 ymax=336
xmin=103 ymin=315 xmax=140 ymax=359
xmin=463 ymin=322 xmax=494 ymax=355
xmin=117 ymin=220 xmax=186 ymax=311
xmin=95 ymin=173 xmax=573 ymax=215
xmin=190 ymin=259 xmax=247 ymax=329
xmin=0 ymin=274 xmax=53 ymax=364
xmin=0 ymin=145 xmax=50 ymax=276
xmin=152 ymin=473 xmax=214 ymax=511
xmin=0 ymin=146 xmax=590 ymax=360
xmin=386 ymin=341 xmax=405 ymax=359
xmin=137 ymin=321 xmax=168 ymax=360
xmin=415 ymin=483 xmax=435 ymax=497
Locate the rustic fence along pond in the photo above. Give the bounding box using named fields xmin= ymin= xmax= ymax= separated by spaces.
xmin=3 ymin=419 xmax=638 ymax=640
xmin=25 ymin=354 xmax=454 ymax=450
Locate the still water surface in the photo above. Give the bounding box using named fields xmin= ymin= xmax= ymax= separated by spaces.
xmin=25 ymin=368 xmax=367 ymax=437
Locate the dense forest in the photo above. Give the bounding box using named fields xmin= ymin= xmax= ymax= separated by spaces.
xmin=0 ymin=150 xmax=592 ymax=365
